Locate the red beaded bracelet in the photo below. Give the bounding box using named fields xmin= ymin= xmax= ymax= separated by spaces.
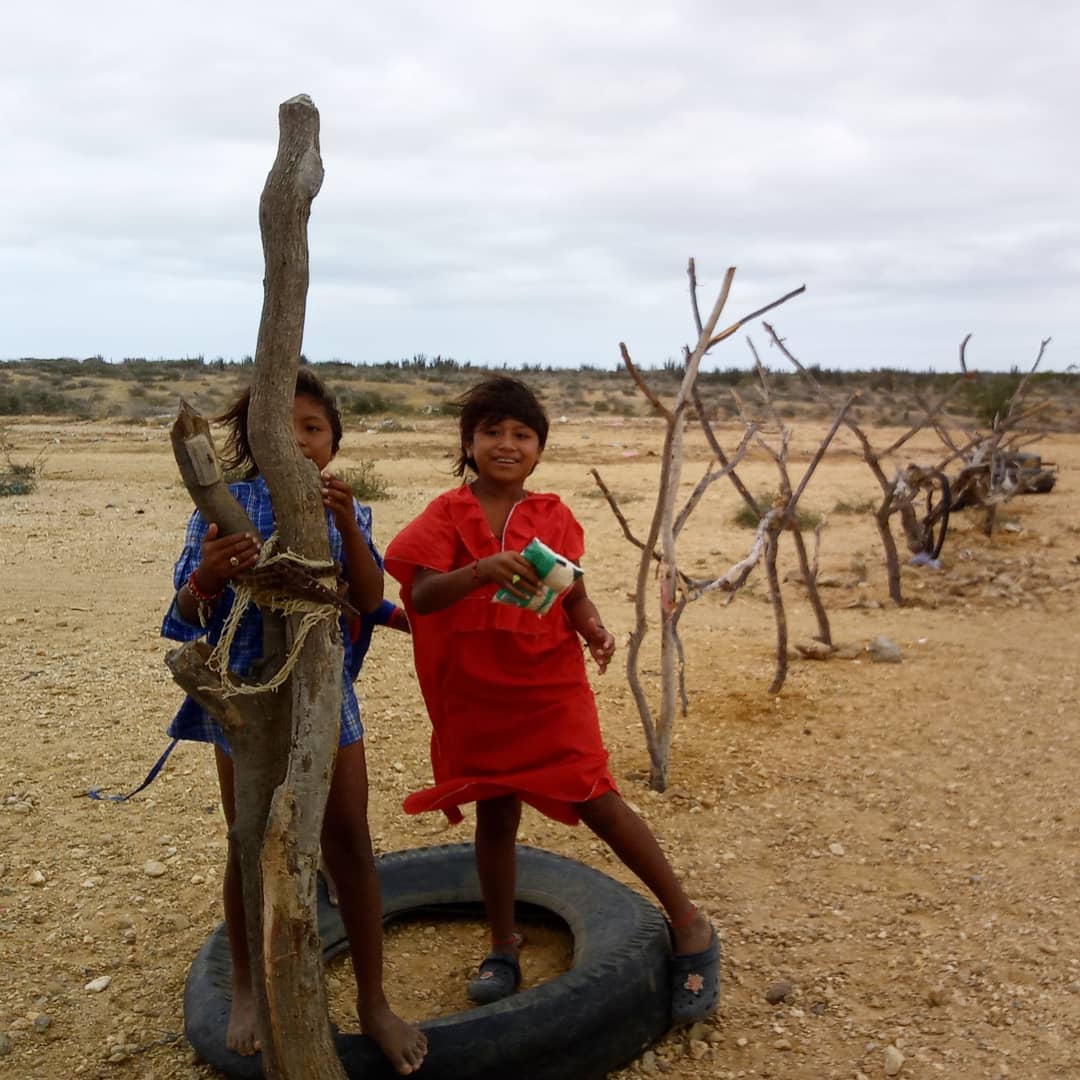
xmin=188 ymin=569 xmax=223 ymax=603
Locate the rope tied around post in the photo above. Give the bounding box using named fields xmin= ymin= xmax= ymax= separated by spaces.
xmin=206 ymin=532 xmax=341 ymax=699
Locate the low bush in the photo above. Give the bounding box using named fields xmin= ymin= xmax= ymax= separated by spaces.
xmin=833 ymin=495 xmax=878 ymax=515
xmin=340 ymin=461 xmax=391 ymax=501
xmin=733 ymin=491 xmax=822 ymax=530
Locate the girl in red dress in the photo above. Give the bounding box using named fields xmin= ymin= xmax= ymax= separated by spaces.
xmin=385 ymin=377 xmax=718 ymax=1022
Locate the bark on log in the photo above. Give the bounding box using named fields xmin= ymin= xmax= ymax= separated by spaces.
xmin=168 ymin=402 xmax=293 ymax=1070
xmin=242 ymin=94 xmax=345 ymax=1080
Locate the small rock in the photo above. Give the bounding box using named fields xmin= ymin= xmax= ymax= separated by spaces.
xmin=84 ymin=976 xmax=112 ymax=993
xmin=884 ymin=1044 xmax=905 ymax=1075
xmin=689 ymin=1039 xmax=709 ymax=1059
xmin=765 ymin=979 xmax=794 ymax=1004
xmin=143 ymin=860 xmax=167 ymax=878
xmin=867 ymin=635 xmax=902 ymax=663
xmin=795 ymin=640 xmax=834 ymax=660
xmin=828 ymin=842 xmax=845 ymax=856
xmin=32 ymin=1013 xmax=52 ymax=1033
xmin=926 ymin=985 xmax=949 ymax=1007
xmin=0 ymin=1033 xmax=10 ymax=1056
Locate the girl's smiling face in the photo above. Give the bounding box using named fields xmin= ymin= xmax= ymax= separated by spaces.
xmin=467 ymin=416 xmax=542 ymax=487
xmin=293 ymin=393 xmax=336 ymax=471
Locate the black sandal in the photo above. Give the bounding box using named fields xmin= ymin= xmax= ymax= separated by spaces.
xmin=467 ymin=932 xmax=524 ymax=1005
xmin=669 ymin=925 xmax=720 ymax=1023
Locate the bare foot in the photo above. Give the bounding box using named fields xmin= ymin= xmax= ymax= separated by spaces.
xmin=226 ymin=983 xmax=261 ymax=1056
xmin=359 ymin=1000 xmax=428 ymax=1076
xmin=671 ymin=910 xmax=714 ymax=955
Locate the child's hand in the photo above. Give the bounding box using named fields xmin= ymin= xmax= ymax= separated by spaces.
xmin=321 ymin=471 xmax=358 ymax=533
xmin=476 ymin=552 xmax=539 ymax=599
xmin=197 ymin=523 xmax=261 ymax=593
xmin=583 ymin=617 xmax=615 ymax=674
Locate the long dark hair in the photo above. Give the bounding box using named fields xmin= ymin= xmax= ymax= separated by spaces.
xmin=217 ymin=369 xmax=343 ymax=479
xmin=453 ymin=376 xmax=549 ymax=477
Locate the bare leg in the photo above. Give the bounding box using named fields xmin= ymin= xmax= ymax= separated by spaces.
xmin=214 ymin=748 xmax=260 ymax=1056
xmin=319 ymin=854 xmax=340 ymax=907
xmin=474 ymin=794 xmax=522 ymax=953
xmin=322 ymin=741 xmax=427 ymax=1076
xmin=575 ymin=792 xmax=713 ymax=953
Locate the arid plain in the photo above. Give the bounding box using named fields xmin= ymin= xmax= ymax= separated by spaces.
xmin=2 ymin=393 xmax=1079 ymax=1079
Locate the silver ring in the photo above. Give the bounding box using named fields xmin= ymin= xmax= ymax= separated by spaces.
xmin=229 ymin=556 xmax=240 ymax=568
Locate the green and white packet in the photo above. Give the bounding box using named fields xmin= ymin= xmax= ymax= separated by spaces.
xmin=493 ymin=537 xmax=583 ymax=616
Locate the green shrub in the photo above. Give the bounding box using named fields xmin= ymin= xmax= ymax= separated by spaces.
xmin=733 ymin=490 xmax=822 ymax=530
xmin=340 ymin=461 xmax=391 ymax=501
xmin=347 ymin=390 xmax=400 ymax=416
xmin=0 ymin=461 xmax=35 ymax=496
xmin=0 ymin=431 xmax=45 ymax=496
xmin=833 ymin=495 xmax=878 ymax=515
xmin=964 ymin=374 xmax=1022 ymax=428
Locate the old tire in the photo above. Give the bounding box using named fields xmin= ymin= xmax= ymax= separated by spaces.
xmin=183 ymin=843 xmax=679 ymax=1080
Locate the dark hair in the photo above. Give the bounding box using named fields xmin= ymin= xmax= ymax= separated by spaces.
xmin=217 ymin=368 xmax=343 ymax=479
xmin=453 ymin=376 xmax=549 ymax=477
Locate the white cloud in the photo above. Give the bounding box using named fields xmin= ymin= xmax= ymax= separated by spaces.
xmin=2 ymin=0 xmax=1077 ymax=369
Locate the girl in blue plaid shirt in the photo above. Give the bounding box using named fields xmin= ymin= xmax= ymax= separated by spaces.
xmin=162 ymin=370 xmax=426 ymax=1075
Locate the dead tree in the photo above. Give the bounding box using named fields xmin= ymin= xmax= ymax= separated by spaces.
xmin=592 ymin=261 xmax=853 ymax=791
xmin=955 ymin=337 xmax=1053 ymax=536
xmin=763 ymin=323 xmax=975 ymax=605
xmin=166 ymin=95 xmax=346 ymax=1079
xmin=743 ymin=338 xmax=837 ymax=650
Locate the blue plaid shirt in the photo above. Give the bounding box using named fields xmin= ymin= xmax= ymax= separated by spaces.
xmin=162 ymin=475 xmax=380 ymax=753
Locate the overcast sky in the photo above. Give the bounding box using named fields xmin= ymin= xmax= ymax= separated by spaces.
xmin=4 ymin=1 xmax=1077 ymax=372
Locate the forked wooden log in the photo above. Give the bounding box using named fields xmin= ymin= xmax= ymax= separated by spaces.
xmin=167 ymin=94 xmax=343 ymax=1079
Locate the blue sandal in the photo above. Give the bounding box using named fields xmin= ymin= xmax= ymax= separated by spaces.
xmin=670 ymin=926 xmax=720 ymax=1024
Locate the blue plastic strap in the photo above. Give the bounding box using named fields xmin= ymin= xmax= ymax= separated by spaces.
xmin=84 ymin=739 xmax=180 ymax=802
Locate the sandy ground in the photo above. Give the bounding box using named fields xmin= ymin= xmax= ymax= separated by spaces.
xmin=1 ymin=415 xmax=1079 ymax=1080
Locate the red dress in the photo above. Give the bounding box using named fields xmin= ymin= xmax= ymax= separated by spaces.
xmin=385 ymin=486 xmax=617 ymax=825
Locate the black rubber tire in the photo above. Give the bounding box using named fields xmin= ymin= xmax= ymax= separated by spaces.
xmin=926 ymin=469 xmax=952 ymax=560
xmin=183 ymin=844 xmax=678 ymax=1080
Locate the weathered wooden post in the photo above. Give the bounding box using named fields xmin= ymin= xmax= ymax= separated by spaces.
xmin=168 ymin=94 xmax=347 ymax=1079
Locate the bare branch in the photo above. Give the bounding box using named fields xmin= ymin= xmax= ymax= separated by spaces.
xmin=620 ymin=342 xmax=669 ymax=417
xmin=781 ymin=391 xmax=860 ymax=523
xmin=763 ymin=532 xmax=788 ymax=694
xmin=995 ymin=336 xmax=1052 ymax=435
xmin=673 ymin=423 xmax=757 ymax=535
xmin=707 ymin=285 xmax=806 ymax=350
xmin=687 ymin=257 xmax=704 ymax=338
xmin=959 ymin=332 xmax=972 ymax=374
xmin=691 ymin=384 xmax=761 ymax=516
xmin=686 ymin=513 xmax=777 ymax=601
xmin=590 ymin=468 xmax=648 ymax=551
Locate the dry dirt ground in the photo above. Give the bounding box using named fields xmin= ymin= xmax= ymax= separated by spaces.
xmin=2 ymin=415 xmax=1079 ymax=1080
